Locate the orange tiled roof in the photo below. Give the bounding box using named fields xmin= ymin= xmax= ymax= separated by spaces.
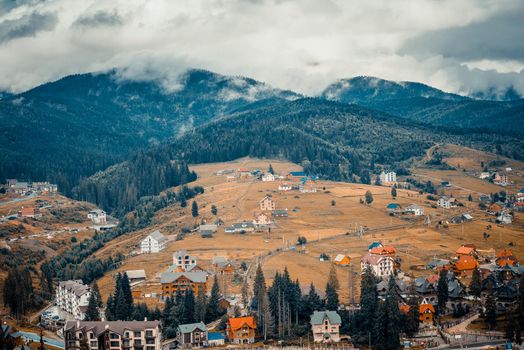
xmin=20 ymin=207 xmax=35 ymax=216
xmin=456 ymin=245 xmax=475 ymax=255
xmin=489 ymin=204 xmax=502 ymax=212
xmin=496 ymin=249 xmax=514 ymax=258
xmin=370 ymin=246 xmax=396 ymax=255
xmin=419 ymin=304 xmax=435 ymax=314
xmin=426 ymin=274 xmax=439 ymax=284
xmin=399 ymin=305 xmax=410 ymax=314
xmin=454 ymin=255 xmax=479 ymax=271
xmin=228 ymin=316 xmax=256 ymax=330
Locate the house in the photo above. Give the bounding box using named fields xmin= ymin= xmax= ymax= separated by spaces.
xmin=438 ymin=196 xmax=457 ymax=208
xmin=516 ymin=189 xmax=524 ymax=202
xmin=198 ymin=224 xmax=218 ymax=233
xmin=419 ymin=301 xmax=435 ymax=323
xmin=10 ymin=182 xmax=29 ymax=194
xmin=161 ymin=271 xmax=207 ymax=297
xmin=173 ymin=250 xmax=198 ymax=271
xmin=379 ymin=171 xmax=397 ymax=184
xmin=299 ymin=177 xmax=318 ymax=193
xmin=261 ymin=173 xmax=275 ymax=182
xmin=361 ymin=253 xmax=394 ymax=278
xmin=456 ymin=244 xmax=477 ymax=257
xmin=310 ymin=311 xmax=341 ymax=343
xmin=259 ymin=195 xmax=276 ymax=211
xmin=479 ymin=194 xmax=491 ymax=203
xmin=493 ymin=172 xmax=509 ymax=186
xmin=405 ymin=204 xmax=424 ymax=216
xmin=368 ymin=241 xmax=383 ymax=251
xmin=64 ymin=320 xmax=162 ymax=350
xmin=496 ymin=250 xmax=519 ymax=267
xmin=369 ymin=246 xmax=396 ymax=256
xmin=207 ymin=332 xmax=225 ymax=346
xmin=233 ymin=221 xmax=255 ymax=233
xmin=56 ymin=280 xmax=91 ymax=320
xmin=452 ymin=255 xmax=479 ymax=275
xmin=278 ymin=182 xmax=292 ymax=191
xmin=212 ymin=256 xmax=236 ymax=274
xmin=287 ymin=171 xmax=306 ymax=180
xmin=334 ymin=254 xmax=351 ymax=266
xmin=479 ymin=172 xmax=491 ymax=179
xmin=488 ymin=203 xmax=503 ymax=214
xmin=87 ymin=209 xmax=106 ymax=225
xmin=426 ymin=258 xmax=450 ymax=270
xmin=19 ymin=207 xmax=41 ymax=218
xmin=141 ymin=230 xmax=167 ymax=253
xmin=177 ymin=322 xmax=207 ymax=348
xmin=272 ymin=209 xmax=289 ymax=217
xmin=497 ymin=210 xmax=512 ymax=224
xmin=514 ymin=202 xmax=524 ymax=212
xmin=386 ymin=203 xmax=402 ymax=214
xmin=126 ymin=270 xmax=146 ymax=285
xmin=226 ymin=316 xmax=256 ymax=344
xmin=253 ymin=212 xmax=271 ymax=228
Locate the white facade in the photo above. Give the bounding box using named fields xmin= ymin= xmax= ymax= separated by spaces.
xmin=380 ymin=171 xmax=397 ymax=184
xmin=261 ymin=173 xmax=275 ymax=182
xmin=87 ymin=209 xmax=106 ymax=225
xmin=173 ymin=250 xmax=197 ymax=271
xmin=361 ymin=254 xmax=394 ymax=278
xmin=56 ymin=280 xmax=91 ymax=320
xmin=141 ymin=230 xmax=167 ymax=253
xmin=438 ymin=196 xmax=456 ymax=209
xmin=405 ymin=204 xmax=424 ymax=216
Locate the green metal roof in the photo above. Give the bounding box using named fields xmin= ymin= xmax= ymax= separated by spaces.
xmin=310 ymin=311 xmax=341 ymax=325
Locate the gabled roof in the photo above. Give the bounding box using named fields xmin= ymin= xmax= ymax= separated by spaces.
xmin=160 ymin=271 xmax=207 ymax=284
xmin=370 ymin=246 xmax=396 ymax=255
xmin=334 ymin=254 xmax=349 ymax=262
xmin=454 ymin=255 xmax=479 ymax=271
xmin=310 ymin=310 xmax=341 ymax=325
xmin=64 ymin=321 xmax=160 ymax=337
xmin=177 ymin=322 xmax=206 ymax=334
xmin=228 ymin=316 xmax=256 ymax=330
xmin=406 ymin=204 xmax=422 ymax=210
xmin=419 ymin=304 xmax=435 ymax=314
xmin=126 ymin=270 xmax=146 ymax=279
xmin=147 ymin=230 xmax=166 ymax=243
xmin=368 ymin=241 xmax=383 ymax=250
xmin=456 ymin=245 xmax=476 ymax=255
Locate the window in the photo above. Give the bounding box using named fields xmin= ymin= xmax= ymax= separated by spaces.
xmin=134 ymin=339 xmax=142 ymax=346
xmin=134 ymin=331 xmax=142 ymax=337
xmin=125 ymin=332 xmax=130 ymax=338
xmin=89 ymin=333 xmax=94 ymax=339
xmin=110 ymin=341 xmax=119 ymax=347
xmin=146 ymin=347 xmax=155 ymax=350
xmin=110 ymin=333 xmax=119 ymax=339
xmin=90 ymin=341 xmax=97 ymax=347
xmin=146 ymin=338 xmax=155 ymax=344
xmin=145 ymin=330 xmax=153 ymax=337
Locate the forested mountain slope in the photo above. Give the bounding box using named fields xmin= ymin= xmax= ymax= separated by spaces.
xmin=0 ymin=69 xmax=297 ymax=193
xmin=322 ymin=76 xmax=524 ymax=135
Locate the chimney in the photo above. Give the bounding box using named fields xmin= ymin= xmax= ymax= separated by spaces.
xmin=76 ymin=320 xmax=80 ymax=328
xmin=144 ymin=317 xmax=147 ymax=322
xmin=105 ymin=324 xmax=109 ymax=330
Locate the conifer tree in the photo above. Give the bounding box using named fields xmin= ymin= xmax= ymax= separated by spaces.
xmin=183 ymin=289 xmax=196 ymax=324
xmin=325 ymin=283 xmax=339 ymax=310
xmin=373 ymin=301 xmax=388 ymax=350
xmin=211 ymin=204 xmax=218 ymax=216
xmin=485 ymin=285 xmax=497 ymax=330
xmin=469 ymin=268 xmax=482 ymax=297
xmin=437 ymin=270 xmax=449 ymax=314
xmin=194 ymin=288 xmax=207 ymax=322
xmin=206 ymin=275 xmax=221 ymax=322
xmin=403 ymin=285 xmax=420 ymax=337
xmin=91 ymin=281 xmax=103 ymax=307
xmin=385 ymin=275 xmax=401 ymax=349
xmin=261 ymin=292 xmax=274 ymax=340
xmin=253 ymin=264 xmax=267 ymax=324
xmin=268 ymin=164 xmax=275 ymax=175
xmin=328 ymin=264 xmax=340 ymax=290
xmin=391 ymin=187 xmax=397 ymax=198
xmin=84 ymin=292 xmax=100 ymax=321
xmin=307 ymin=283 xmax=322 ymax=314
xmin=191 ymin=201 xmax=199 ymax=217
xmin=365 ymin=190 xmax=374 ymax=205
xmin=359 ymin=266 xmax=378 ymax=333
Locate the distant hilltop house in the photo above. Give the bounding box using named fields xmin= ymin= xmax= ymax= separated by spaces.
xmin=438 ymin=196 xmax=457 ymax=208
xmin=380 ymin=171 xmax=397 ymax=184
xmin=334 ymin=254 xmax=351 ymax=266
xmin=386 ymin=203 xmax=402 ymax=214
xmin=64 ymin=320 xmax=162 ymax=350
xmin=126 ymin=270 xmax=146 ymax=285
xmin=479 ymin=172 xmax=491 ymax=179
xmin=493 ymin=172 xmax=509 ymax=186
xmin=224 ymin=221 xmax=255 ymax=233
xmin=405 ymin=204 xmax=424 ymax=216
xmin=212 ymin=256 xmax=236 ymax=274
xmin=8 ymin=180 xmax=57 ymax=195
xmin=299 ymin=177 xmax=318 ymax=193
xmin=259 ymin=195 xmax=276 ymax=211
xmin=226 ymin=316 xmax=256 ymax=344
xmin=141 ymin=230 xmax=167 ymax=253
xmin=19 ymin=206 xmax=41 ymax=218
xmin=87 ymin=209 xmax=106 ymax=225
xmin=310 ymin=310 xmax=341 ymax=343
xmin=361 ymin=253 xmax=394 ymax=278
xmin=261 ymin=173 xmax=275 ymax=182
xmin=173 ymin=250 xmax=197 ymax=271
xmin=161 ymin=271 xmax=207 ymax=297
xmin=278 ymin=182 xmax=293 ymax=191
xmin=287 ymin=171 xmax=306 ymax=180
xmin=272 ymin=209 xmax=289 ymax=217
xmin=56 ymin=280 xmax=91 ymax=320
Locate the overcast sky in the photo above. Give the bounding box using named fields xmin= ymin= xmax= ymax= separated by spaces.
xmin=1 ymin=0 xmax=523 ymax=98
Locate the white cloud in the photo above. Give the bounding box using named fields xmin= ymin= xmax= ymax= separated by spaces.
xmin=0 ymin=0 xmax=523 ymax=98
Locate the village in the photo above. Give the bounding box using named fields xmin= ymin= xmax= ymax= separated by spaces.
xmin=1 ymin=152 xmax=522 ymax=350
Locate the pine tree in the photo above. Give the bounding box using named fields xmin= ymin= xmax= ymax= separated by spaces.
xmin=469 ymin=268 xmax=482 ymax=297
xmin=307 ymin=283 xmax=322 ymax=313
xmin=365 ymin=190 xmax=374 ymax=205
xmin=183 ymin=289 xmax=196 ymax=324
xmin=373 ymin=301 xmax=388 ymax=350
xmin=91 ymin=281 xmax=103 ymax=307
xmin=327 ymin=264 xmax=340 ymax=290
xmin=391 ymin=187 xmax=397 ymax=198
xmin=194 ymin=288 xmax=207 ymax=322
xmin=268 ymin=164 xmax=275 ymax=175
xmin=253 ymin=264 xmax=267 ymax=325
xmin=84 ymin=292 xmax=100 ymax=321
xmin=206 ymin=275 xmax=221 ymax=322
xmin=485 ymin=286 xmax=497 ymax=330
xmin=325 ymin=283 xmax=339 ymax=310
xmin=403 ymin=285 xmax=420 ymax=337
xmin=385 ymin=275 xmax=401 ymax=349
xmin=120 ymin=272 xmax=134 ymax=319
xmin=241 ymin=279 xmax=249 ymax=307
xmin=211 ymin=204 xmax=218 ymax=216
xmin=191 ymin=201 xmax=199 ymax=217
xmin=359 ymin=265 xmax=378 ymax=333
xmin=468 ymin=194 xmax=473 ymax=201
xmin=437 ymin=270 xmax=449 ymax=315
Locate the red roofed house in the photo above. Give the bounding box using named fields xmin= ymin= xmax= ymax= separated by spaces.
xmin=226 ymin=316 xmax=256 ymax=344
xmin=453 ymin=255 xmax=479 ymax=275
xmin=496 ymin=249 xmax=519 ymax=267
xmin=369 ymin=246 xmax=396 ymax=256
xmin=419 ymin=302 xmax=435 ymax=323
xmin=361 ymin=253 xmax=394 ymax=278
xmin=19 ymin=207 xmax=41 ymax=218
xmin=455 ymin=244 xmax=477 ymax=257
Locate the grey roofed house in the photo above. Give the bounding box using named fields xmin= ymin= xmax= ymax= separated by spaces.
xmin=126 ymin=270 xmax=146 ymax=280
xmin=64 ymin=320 xmax=161 ymax=336
xmin=149 ymin=230 xmax=166 ymax=243
xmin=233 ymin=221 xmax=255 ymax=229
xmin=200 ymin=230 xmax=214 ymax=238
xmin=160 ymin=271 xmax=207 ymax=284
xmin=426 ymin=258 xmax=450 ymax=270
xmin=310 ymin=310 xmax=341 ymax=325
xmin=177 ymin=322 xmax=207 ymax=334
xmin=59 ymin=280 xmax=90 ymax=297
xmin=272 ymin=209 xmax=289 ymax=217
xmin=448 ymin=279 xmax=465 ymax=299
xmin=212 ymin=256 xmax=228 ymax=265
xmin=199 ymin=224 xmax=218 ymax=232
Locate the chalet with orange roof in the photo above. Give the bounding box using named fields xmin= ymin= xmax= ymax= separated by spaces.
xmin=455 ymin=244 xmax=477 ymax=257
xmin=496 ymin=249 xmax=519 ymax=267
xmin=369 ymin=246 xmax=396 ymax=256
xmin=452 ymin=255 xmax=479 ymax=275
xmin=226 ymin=316 xmax=256 ymax=344
xmin=419 ymin=302 xmax=435 ymax=323
xmin=19 ymin=207 xmax=41 ymax=218
xmin=334 ymin=254 xmax=351 ymax=266
xmin=488 ymin=203 xmax=503 ymax=214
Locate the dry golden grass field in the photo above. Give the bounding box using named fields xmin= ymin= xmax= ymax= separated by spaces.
xmin=94 ymin=156 xmax=524 ymax=307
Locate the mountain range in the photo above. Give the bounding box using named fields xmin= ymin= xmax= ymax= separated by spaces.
xmin=0 ymin=68 xmax=523 ymax=201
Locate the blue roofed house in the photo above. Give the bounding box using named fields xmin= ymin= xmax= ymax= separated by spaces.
xmin=207 ymin=332 xmax=225 ymax=346
xmin=310 ymin=311 xmax=341 ymax=343
xmin=177 ymin=322 xmax=208 ymax=348
xmin=368 ymin=241 xmax=383 ymax=251
xmin=386 ymin=203 xmax=402 ymax=214
xmin=287 ymin=171 xmax=306 ymax=179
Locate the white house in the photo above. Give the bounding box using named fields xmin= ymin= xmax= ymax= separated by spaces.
xmin=310 ymin=311 xmax=341 ymax=343
xmin=479 ymin=172 xmax=491 ymax=179
xmin=259 ymin=195 xmax=276 ymax=211
xmin=141 ymin=230 xmax=167 ymax=253
xmin=278 ymin=182 xmax=292 ymax=191
xmin=56 ymin=280 xmax=91 ymax=320
xmin=438 ymin=196 xmax=457 ymax=209
xmin=405 ymin=204 xmax=424 ymax=216
xmin=497 ymin=211 xmax=512 ymax=224
xmin=261 ymin=173 xmax=275 ymax=182
xmin=361 ymin=253 xmax=394 ymax=278
xmin=87 ymin=209 xmax=106 ymax=224
xmin=379 ymin=171 xmax=397 ymax=184
xmin=173 ymin=250 xmax=198 ymax=271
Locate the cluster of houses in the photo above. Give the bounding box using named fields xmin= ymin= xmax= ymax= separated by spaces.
xmin=277 ymin=172 xmax=319 ymax=194
xmin=5 ymin=179 xmax=58 ymax=195
xmin=360 ymin=240 xmax=522 ymax=325
xmin=386 ymin=203 xmax=425 ymax=216
xmin=479 ymin=171 xmax=510 ymax=186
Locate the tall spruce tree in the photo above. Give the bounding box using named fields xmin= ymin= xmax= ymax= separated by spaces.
xmin=437 ymin=270 xmax=449 ymax=315
xmin=328 ymin=265 xmax=340 ymax=290
xmin=325 ymin=283 xmax=339 ymax=310
xmin=385 ymin=275 xmax=401 ymax=349
xmin=306 ymin=283 xmax=322 ymax=314
xmin=485 ymin=285 xmax=497 ymax=330
xmin=391 ymin=187 xmax=397 ymax=198
xmin=268 ymin=164 xmax=275 ymax=175
xmin=91 ymin=281 xmax=103 ymax=307
xmin=194 ymin=288 xmax=207 ymax=322
xmin=403 ymin=285 xmax=420 ymax=337
xmin=373 ymin=301 xmax=388 ymax=350
xmin=253 ymin=264 xmax=267 ymax=326
xmin=84 ymin=292 xmax=100 ymax=321
xmin=359 ymin=266 xmax=378 ymax=333
xmin=191 ymin=201 xmax=199 ymax=217
xmin=206 ymin=275 xmax=221 ymax=322
xmin=469 ymin=268 xmax=482 ymax=297
xmin=183 ymin=289 xmax=196 ymax=324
